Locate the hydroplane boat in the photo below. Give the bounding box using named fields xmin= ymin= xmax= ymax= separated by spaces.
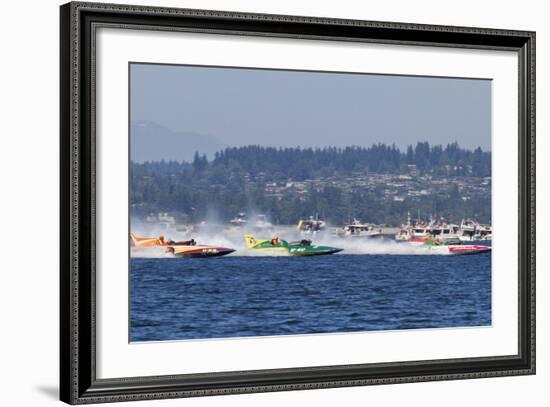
xmin=416 ymin=238 xmax=491 ymax=255
xmin=129 ymin=234 xmax=235 ymax=258
xmin=244 ymin=235 xmax=342 ymax=256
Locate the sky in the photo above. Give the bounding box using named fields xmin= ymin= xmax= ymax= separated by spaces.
xmin=130 ymin=63 xmax=491 ymax=161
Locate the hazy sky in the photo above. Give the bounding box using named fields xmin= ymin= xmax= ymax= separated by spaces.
xmin=130 ymin=63 xmax=491 ymax=156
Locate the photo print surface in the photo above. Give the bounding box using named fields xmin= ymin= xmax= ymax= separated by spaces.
xmin=129 ymin=63 xmax=492 ymax=342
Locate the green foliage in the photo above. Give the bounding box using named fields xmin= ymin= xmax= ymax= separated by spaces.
xmin=130 ymin=142 xmax=491 ymax=225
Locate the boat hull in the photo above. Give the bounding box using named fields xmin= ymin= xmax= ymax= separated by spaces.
xmin=169 ymin=245 xmax=235 ymax=258
xmin=338 ymin=233 xmax=382 ymax=239
xmin=446 ymin=245 xmax=491 ymax=255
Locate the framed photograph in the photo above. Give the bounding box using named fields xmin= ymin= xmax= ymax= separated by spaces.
xmin=60 ymin=1 xmax=535 ymax=404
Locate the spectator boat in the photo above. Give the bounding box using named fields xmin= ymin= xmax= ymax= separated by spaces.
xmin=334 ymin=219 xmax=382 ymax=238
xmin=296 ymin=215 xmax=326 ymax=235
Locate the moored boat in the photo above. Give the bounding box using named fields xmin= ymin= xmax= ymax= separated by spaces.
xmin=395 ymin=212 xmax=431 ymax=242
xmin=458 ymin=219 xmax=492 ymax=241
xmin=398 ymin=225 xmax=431 ymax=243
xmin=395 ymin=213 xmax=490 ymax=244
xmin=334 ymin=219 xmax=382 ymax=238
xmin=253 ymin=214 xmax=273 ymax=231
xmin=296 ymin=215 xmax=326 ymax=235
xmin=429 ymin=224 xmax=462 ymax=245
xmin=229 ymin=212 xmax=247 ymax=228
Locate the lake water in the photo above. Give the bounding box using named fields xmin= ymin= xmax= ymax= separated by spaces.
xmin=130 ymin=253 xmax=491 ymax=341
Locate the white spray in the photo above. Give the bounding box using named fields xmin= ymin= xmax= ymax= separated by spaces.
xmin=130 ymin=220 xmax=444 ymax=257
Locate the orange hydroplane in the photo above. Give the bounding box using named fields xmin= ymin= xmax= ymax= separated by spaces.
xmin=129 ymin=234 xmax=235 ymax=258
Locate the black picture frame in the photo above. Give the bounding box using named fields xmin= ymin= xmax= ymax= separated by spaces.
xmin=60 ymin=1 xmax=536 ymax=404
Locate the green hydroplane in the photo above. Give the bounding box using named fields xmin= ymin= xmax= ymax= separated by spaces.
xmin=244 ymin=235 xmax=343 ymax=256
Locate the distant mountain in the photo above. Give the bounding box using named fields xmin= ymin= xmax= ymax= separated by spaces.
xmin=130 ymin=121 xmax=225 ymax=163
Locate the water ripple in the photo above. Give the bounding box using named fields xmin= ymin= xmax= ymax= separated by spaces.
xmin=130 ymin=254 xmax=491 ymax=341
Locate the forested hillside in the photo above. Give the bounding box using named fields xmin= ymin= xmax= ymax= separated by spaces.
xmin=130 ymin=142 xmax=491 ymax=225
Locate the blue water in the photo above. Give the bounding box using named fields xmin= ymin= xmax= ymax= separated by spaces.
xmin=130 ymin=254 xmax=491 ymax=342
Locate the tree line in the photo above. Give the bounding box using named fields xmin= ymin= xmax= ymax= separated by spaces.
xmin=130 ymin=142 xmax=491 ymax=225
xmin=204 ymin=142 xmax=490 ymax=179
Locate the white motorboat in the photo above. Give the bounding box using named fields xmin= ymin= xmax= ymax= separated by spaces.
xmin=335 ymin=219 xmax=382 ymax=238
xmin=296 ymin=215 xmax=326 ymax=235
xmin=229 ymin=212 xmax=248 ymax=228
